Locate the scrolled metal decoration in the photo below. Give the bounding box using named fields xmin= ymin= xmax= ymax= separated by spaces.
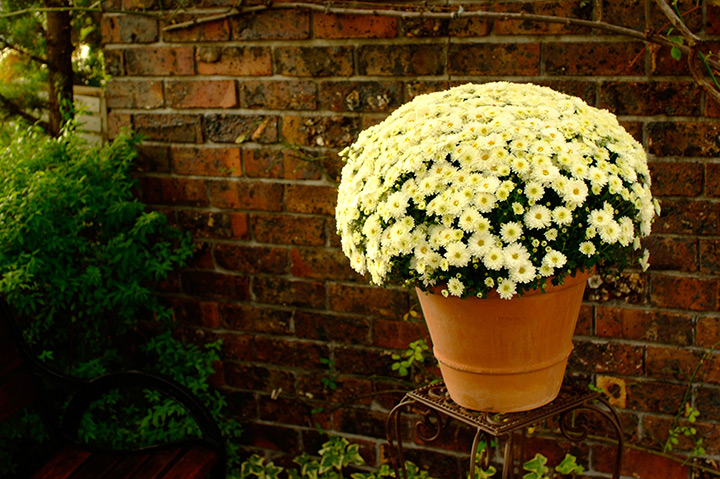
xmin=415 ymin=406 xmax=447 ymax=443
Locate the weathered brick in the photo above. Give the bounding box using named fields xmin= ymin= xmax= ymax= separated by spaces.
xmin=400 ymin=18 xmax=449 ymax=38
xmin=654 ymin=199 xmax=720 ymax=236
xmin=251 ymin=214 xmax=325 ymax=246
xmin=226 ymin=363 xmax=296 ymax=397
xmin=204 ymin=114 xmax=278 ymax=144
xmin=135 ymin=144 xmax=170 ymax=173
xmin=221 ymin=332 xmax=255 ymax=361
xmin=697 ymin=316 xmax=720 ymax=348
xmin=575 ymin=304 xmax=593 ymax=336
xmin=644 ymin=236 xmax=698 ymax=272
xmin=166 ymin=80 xmax=237 ymax=109
xmin=318 ymin=81 xmax=402 ymax=112
xmin=125 ymin=47 xmax=195 ymax=76
xmin=448 ymin=43 xmax=540 ymax=76
xmin=219 ymin=303 xmax=292 ymax=334
xmin=568 ymin=340 xmax=644 ymax=375
xmin=253 ymin=276 xmax=326 ymax=309
xmin=646 ymin=345 xmax=720 ymax=384
xmin=358 ymin=44 xmax=445 ymax=76
xmin=313 ymin=13 xmax=397 ymax=39
xmin=197 ymin=46 xmax=272 ymax=76
xmin=372 ymin=318 xmax=428 ymax=350
xmin=180 ymin=270 xmax=250 ymax=300
xmin=648 ymin=161 xmax=703 ymax=197
xmin=650 ymin=274 xmax=720 ymax=311
xmin=232 ymin=9 xmax=310 ymax=40
xmin=107 ymin=112 xmax=131 ymax=139
xmin=213 ymin=243 xmax=288 ymax=274
xmin=334 ymin=346 xmax=394 ymax=377
xmin=328 ymin=283 xmax=409 ymax=318
xmin=106 ymin=79 xmax=164 ymax=109
xmin=170 ymin=146 xmax=241 ymax=177
xmin=294 ymin=311 xmax=371 ymax=345
xmin=104 ymin=49 xmax=124 ymax=77
xmin=240 ymin=80 xmax=317 ymax=110
xmin=545 ymin=42 xmax=645 ymax=76
xmin=206 ymin=179 xmax=284 ymax=211
xmin=290 ymin=247 xmax=360 ymax=282
xmin=258 ymin=396 xmax=314 ymax=427
xmin=584 ymin=272 xmax=647 ymax=305
xmin=649 ymin=44 xmax=691 ymax=76
xmin=176 ymin=210 xmax=249 ymax=240
xmin=102 ymin=14 xmax=158 ymax=43
xmin=275 ymin=46 xmax=353 ymax=77
xmin=695 ymin=387 xmax=720 ymax=433
xmin=599 ymin=0 xmax=645 ymax=31
xmin=140 ymin=176 xmax=208 ymax=206
xmin=162 ymin=14 xmax=230 ymax=42
xmin=533 ymin=80 xmax=597 ymax=105
xmin=187 ymin=241 xmax=214 ymax=269
xmin=700 ymin=240 xmax=720 ymax=275
xmin=600 ymin=81 xmax=701 ymax=116
xmin=648 ymin=121 xmax=720 ymax=157
xmin=281 ymin=115 xmax=361 ymax=148
xmin=133 ymin=114 xmax=203 ymax=143
xmin=254 ymin=337 xmax=329 ymax=369
xmin=705 ymin=163 xmax=720 ymax=197
xmin=242 ymin=148 xmax=320 ymax=180
xmin=710 ymin=4 xmax=720 ymax=34
xmin=596 ymin=306 xmax=693 ymax=345
xmin=593 ymin=444 xmax=690 ymax=479
xmin=285 ymin=184 xmax=337 ymax=216
xmin=404 ymin=80 xmax=451 ymax=101
xmin=333 ymin=407 xmax=393 ymax=440
xmin=492 ymin=0 xmax=592 ymax=34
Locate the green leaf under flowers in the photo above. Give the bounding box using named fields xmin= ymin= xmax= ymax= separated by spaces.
xmin=554 ymin=454 xmax=584 ymax=475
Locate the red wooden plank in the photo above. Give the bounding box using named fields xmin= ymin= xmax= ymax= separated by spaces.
xmin=102 ymin=452 xmax=153 ymax=479
xmin=0 ymin=369 xmax=37 ymax=423
xmin=31 ymin=446 xmax=91 ymax=479
xmin=127 ymin=446 xmax=187 ymax=479
xmin=65 ymin=452 xmax=122 ymax=479
xmin=160 ymin=445 xmax=219 ymax=479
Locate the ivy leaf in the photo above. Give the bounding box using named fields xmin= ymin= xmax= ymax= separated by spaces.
xmin=671 ymin=46 xmax=683 ymax=61
xmin=555 ymin=454 xmax=584 ymax=475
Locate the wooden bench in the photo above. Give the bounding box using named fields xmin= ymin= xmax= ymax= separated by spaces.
xmin=0 ymin=299 xmax=226 ymax=479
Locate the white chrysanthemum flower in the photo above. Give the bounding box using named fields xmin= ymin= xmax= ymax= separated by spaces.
xmin=512 ymin=202 xmax=525 ymax=215
xmin=475 ymin=193 xmax=497 ymax=213
xmin=524 ymin=181 xmax=545 ymax=202
xmin=599 ymin=220 xmax=621 ymax=244
xmin=483 ymin=247 xmax=505 ymax=270
xmin=539 ymin=264 xmax=554 ymax=277
xmin=563 ymin=179 xmax=589 ymax=205
xmin=510 ymin=156 xmax=532 ymax=176
xmin=362 ymin=214 xmax=383 ymax=241
xmin=524 ymin=205 xmax=553 ymax=229
xmin=446 ymin=242 xmax=471 ymax=267
xmin=510 ymin=261 xmax=536 ymax=283
xmin=543 ymin=249 xmax=567 ymax=269
xmin=499 ymin=222 xmax=523 ymax=243
xmin=484 ymin=276 xmax=495 ymax=288
xmin=639 ymin=249 xmax=650 ymax=272
xmin=467 ymin=232 xmax=496 ymax=256
xmin=447 ymin=277 xmax=465 ymax=297
xmin=552 ymin=206 xmax=572 ymax=226
xmin=618 ymin=216 xmax=634 ymax=246
xmin=497 ymin=278 xmax=517 ymax=300
xmin=588 ymin=166 xmax=608 ymax=188
xmin=545 ymin=228 xmax=558 ymax=241
xmin=579 ymin=241 xmax=596 ymax=257
xmin=503 ymin=242 xmax=531 ymax=267
xmin=458 ymin=208 xmax=483 ymax=233
xmin=588 ymin=208 xmax=612 ymax=228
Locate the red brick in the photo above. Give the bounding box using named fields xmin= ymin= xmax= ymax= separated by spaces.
xmin=333 ymin=407 xmax=392 ymax=440
xmin=593 ymin=445 xmax=690 ymax=479
xmin=187 ymin=241 xmax=213 ymax=269
xmin=204 ymin=114 xmax=278 ymax=144
xmin=644 ymin=236 xmax=698 ymax=272
xmin=176 ymin=210 xmax=249 ymax=240
xmin=448 ymin=43 xmax=540 ymax=76
xmin=650 ymin=274 xmax=719 ymax=311
xmin=708 ymin=94 xmax=720 ymax=118
xmin=400 ymin=18 xmax=450 ymax=38
xmin=404 ymin=80 xmax=451 ymax=101
xmin=125 ymin=47 xmax=195 ymax=76
xmin=491 ymin=0 xmax=592 ymax=35
xmin=281 ymin=115 xmax=361 ymax=149
xmin=254 ymin=337 xmax=329 ymax=369
xmin=647 ymin=346 xmax=720 ymax=386
xmin=133 ymin=114 xmax=202 ymax=143
xmin=284 ymin=184 xmax=336 ymax=216
xmin=162 ymin=14 xmax=230 ymax=42
xmin=328 ymin=283 xmax=409 ymax=318
xmin=318 ymin=81 xmax=402 ymax=112
xmin=294 ymin=311 xmax=371 ymax=345
xmin=221 ymin=332 xmax=255 ymax=361
xmin=166 ymin=80 xmax=237 ymax=109
xmin=106 ymin=79 xmax=163 ymax=109
xmin=232 ymin=9 xmax=309 ymax=40
xmin=180 ymin=270 xmax=249 ymax=300
xmin=372 ymin=318 xmax=428 ymax=350
xmin=654 ymin=199 xmax=720 ymax=236
xmin=101 ymin=14 xmax=158 ymax=43
xmin=135 ymin=145 xmax=170 ymax=173
xmin=226 ymin=365 xmax=296 ymax=398
xmin=213 ymin=243 xmax=288 ymax=274
xmin=107 ymin=112 xmax=131 ymax=139
xmin=648 ymin=161 xmax=703 ymax=197
xmin=242 ymin=147 xmax=321 ymax=181
xmin=545 ymin=42 xmax=646 ymax=76
xmin=648 ymin=121 xmax=720 ymax=158
xmin=706 ymin=163 xmax=720 ymax=197
xmin=275 ymin=46 xmax=353 ymax=77
xmin=584 ymin=272 xmax=647 ymax=305
xmin=219 ymin=303 xmax=292 ymax=334
xmin=333 ymin=346 xmax=394 ymax=377
xmin=290 ymin=247 xmax=361 ymax=282
xmin=575 ymin=304 xmax=593 ymax=336
xmin=104 ymin=49 xmax=124 ymax=77
xmin=700 ymin=240 xmax=720 ymax=276
xmin=251 ymin=214 xmax=325 ymax=246
xmin=140 ymin=176 xmax=208 ymax=206
xmin=600 ymin=81 xmax=701 ymax=116
xmin=170 ymin=146 xmax=241 ymax=177
xmin=206 ymin=179 xmax=284 ymax=211
xmin=596 ymin=306 xmax=693 ymax=345
xmin=240 ymin=80 xmax=317 ymax=110
xmin=649 ymin=44 xmax=691 ymax=76
xmin=198 ymin=302 xmax=221 ymax=328
xmin=196 ymin=46 xmax=272 ymax=76
xmin=253 ymin=276 xmax=326 ymax=309
xmin=258 ymin=396 xmax=315 ymax=426
xmin=568 ymin=340 xmax=644 ymax=375
xmin=696 ymin=316 xmax=720 ymax=348
xmin=359 ymin=44 xmax=445 ymax=76
xmin=313 ymin=13 xmax=397 ymax=39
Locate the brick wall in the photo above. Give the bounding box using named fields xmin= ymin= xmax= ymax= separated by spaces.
xmin=102 ymin=1 xmax=720 ymax=477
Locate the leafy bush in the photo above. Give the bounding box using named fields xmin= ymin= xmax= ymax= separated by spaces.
xmin=0 ymin=123 xmax=242 ymax=476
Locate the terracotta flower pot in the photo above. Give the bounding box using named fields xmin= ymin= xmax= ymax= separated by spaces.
xmin=416 ymin=269 xmax=592 ymax=412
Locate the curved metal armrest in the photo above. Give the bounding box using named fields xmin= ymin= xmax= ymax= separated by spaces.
xmin=60 ymin=370 xmax=226 ymax=454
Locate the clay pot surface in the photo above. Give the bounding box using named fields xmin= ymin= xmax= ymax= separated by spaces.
xmin=416 ymin=270 xmax=592 ymax=412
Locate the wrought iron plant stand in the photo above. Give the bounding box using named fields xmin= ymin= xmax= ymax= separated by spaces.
xmin=386 ymin=382 xmax=623 ymax=479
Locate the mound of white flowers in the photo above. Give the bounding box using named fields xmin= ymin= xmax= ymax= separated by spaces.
xmin=336 ymin=82 xmax=659 ymax=299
